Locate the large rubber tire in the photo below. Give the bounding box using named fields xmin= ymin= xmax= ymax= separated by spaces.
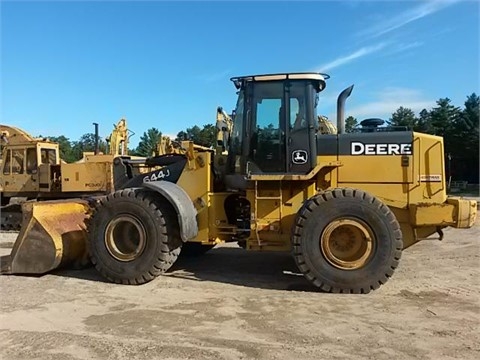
xmin=88 ymin=188 xmax=182 ymax=284
xmin=292 ymin=188 xmax=403 ymax=294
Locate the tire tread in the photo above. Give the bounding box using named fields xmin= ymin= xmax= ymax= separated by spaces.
xmin=292 ymin=188 xmax=403 ymax=294
xmin=88 ymin=188 xmax=181 ymax=285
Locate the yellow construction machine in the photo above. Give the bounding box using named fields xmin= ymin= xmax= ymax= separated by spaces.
xmin=0 ymin=119 xmax=138 ymax=230
xmin=1 ymin=73 xmax=477 ymax=293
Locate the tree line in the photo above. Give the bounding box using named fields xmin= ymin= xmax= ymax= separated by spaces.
xmin=47 ymin=124 xmax=217 ymax=162
xmin=44 ymin=93 xmax=478 ymax=183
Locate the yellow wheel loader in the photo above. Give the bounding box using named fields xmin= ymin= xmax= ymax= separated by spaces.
xmin=1 ymin=73 xmax=477 ymax=293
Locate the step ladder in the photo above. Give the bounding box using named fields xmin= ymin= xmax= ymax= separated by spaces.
xmin=253 ymin=180 xmax=283 ymax=247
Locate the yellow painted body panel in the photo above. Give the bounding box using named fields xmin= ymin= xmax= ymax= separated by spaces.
xmin=60 ymin=162 xmax=112 ymax=192
xmin=446 ymin=197 xmax=478 ymax=228
xmin=82 ymin=154 xmax=115 ymax=163
xmin=246 ymin=180 xmax=316 ymax=251
xmin=208 ymin=192 xmax=237 ymax=242
xmin=176 ymin=151 xmax=212 ymax=242
xmin=337 ymin=133 xmax=447 ymax=208
xmin=338 ymin=154 xmax=414 ymax=184
xmin=409 ymin=198 xmax=477 ymax=228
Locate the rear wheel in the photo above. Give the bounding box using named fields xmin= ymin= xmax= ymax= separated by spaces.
xmin=88 ymin=188 xmax=182 ymax=284
xmin=292 ymin=188 xmax=403 ymax=293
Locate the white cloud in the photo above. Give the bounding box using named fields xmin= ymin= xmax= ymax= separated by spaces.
xmin=359 ymin=0 xmax=460 ymax=38
xmin=347 ymin=87 xmax=436 ymax=119
xmin=390 ymin=41 xmax=424 ymax=53
xmin=315 ymin=40 xmax=423 ymax=73
xmin=316 ymin=42 xmax=388 ymax=72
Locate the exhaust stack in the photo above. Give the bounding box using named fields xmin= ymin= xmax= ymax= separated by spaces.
xmin=93 ymin=122 xmax=99 ymax=155
xmin=336 ymin=85 xmax=354 ymax=134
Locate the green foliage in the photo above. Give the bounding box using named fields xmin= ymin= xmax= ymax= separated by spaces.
xmin=48 ymin=135 xmax=75 ymax=163
xmin=345 ymin=116 xmax=358 ymax=133
xmin=176 ymin=124 xmax=216 ymax=148
xmin=388 ymin=107 xmax=417 ymax=129
xmin=389 ymin=95 xmax=478 ymax=183
xmin=458 ymin=93 xmax=479 ymax=150
xmin=416 ymin=109 xmax=432 ymax=133
xmin=71 ymin=133 xmax=107 ymax=161
xmin=449 ymin=93 xmax=479 ymax=183
xmin=134 ymin=128 xmax=162 ymax=156
xmin=197 ymin=124 xmax=217 ymax=147
xmin=176 ymin=131 xmax=188 ymax=141
xmin=185 ymin=125 xmax=201 ymax=143
xmin=429 ymin=98 xmax=461 ymax=139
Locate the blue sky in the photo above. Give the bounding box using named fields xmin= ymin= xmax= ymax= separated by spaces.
xmin=1 ymin=0 xmax=479 ymax=147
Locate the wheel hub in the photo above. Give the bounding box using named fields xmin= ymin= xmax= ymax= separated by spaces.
xmin=320 ymin=218 xmax=374 ymax=270
xmin=104 ymin=215 xmax=146 ymax=262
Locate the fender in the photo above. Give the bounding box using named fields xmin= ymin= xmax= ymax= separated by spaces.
xmin=142 ymin=181 xmax=198 ymax=242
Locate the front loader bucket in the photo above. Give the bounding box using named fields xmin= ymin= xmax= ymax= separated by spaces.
xmin=0 ymin=199 xmax=90 ymax=275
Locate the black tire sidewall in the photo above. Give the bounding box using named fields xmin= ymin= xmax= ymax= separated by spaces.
xmin=90 ymin=192 xmax=171 ymax=280
xmin=301 ymin=195 xmax=397 ymax=289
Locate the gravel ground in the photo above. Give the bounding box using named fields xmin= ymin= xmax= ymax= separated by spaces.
xmin=0 ymin=220 xmax=479 ymax=360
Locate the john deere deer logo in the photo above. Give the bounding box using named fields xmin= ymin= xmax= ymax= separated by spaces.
xmin=292 ymin=150 xmax=308 ymax=164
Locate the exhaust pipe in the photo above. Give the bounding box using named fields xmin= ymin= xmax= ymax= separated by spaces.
xmin=336 ymin=85 xmax=354 ymax=134
xmin=93 ymin=122 xmax=99 ymax=155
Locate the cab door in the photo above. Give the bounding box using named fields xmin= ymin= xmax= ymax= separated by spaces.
xmin=286 ymin=81 xmax=317 ymax=174
xmin=247 ymin=81 xmax=286 ymax=174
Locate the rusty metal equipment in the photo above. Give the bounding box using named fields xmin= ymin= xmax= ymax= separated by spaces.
xmin=0 ymin=119 xmax=141 ymax=230
xmin=0 ymin=200 xmax=90 ymax=274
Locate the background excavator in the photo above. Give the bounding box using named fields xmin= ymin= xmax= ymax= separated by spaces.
xmin=1 ymin=72 xmax=476 ymax=293
xmin=0 ymin=119 xmax=134 ymax=230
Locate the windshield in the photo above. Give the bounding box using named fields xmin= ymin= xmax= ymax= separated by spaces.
xmin=230 ymin=90 xmax=244 ymax=156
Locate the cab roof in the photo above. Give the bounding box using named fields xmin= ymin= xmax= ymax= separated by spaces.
xmin=230 ymin=72 xmax=329 ymax=90
xmin=231 ymin=72 xmax=329 ymax=82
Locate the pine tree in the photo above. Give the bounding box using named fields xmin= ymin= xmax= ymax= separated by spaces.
xmin=388 ymin=107 xmax=417 ymax=130
xmin=345 ymin=116 xmax=358 ymax=133
xmin=450 ymin=94 xmax=479 ymax=183
xmin=416 ymin=109 xmax=432 ymax=133
xmin=135 ymin=128 xmax=162 ymax=156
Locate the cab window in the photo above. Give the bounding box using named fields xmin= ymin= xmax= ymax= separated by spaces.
xmin=26 ymin=148 xmax=37 ymax=174
xmin=289 ymin=83 xmax=308 ymax=131
xmin=40 ymin=149 xmax=57 ymax=164
xmin=11 ymin=150 xmax=25 ymax=174
xmin=249 ymin=81 xmax=285 ymax=173
xmin=3 ymin=150 xmax=11 ymax=175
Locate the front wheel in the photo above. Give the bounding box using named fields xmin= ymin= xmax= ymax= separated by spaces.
xmin=292 ymin=188 xmax=403 ymax=293
xmin=88 ymin=188 xmax=182 ymax=284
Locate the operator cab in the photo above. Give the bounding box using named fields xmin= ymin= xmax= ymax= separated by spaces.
xmin=226 ymin=72 xmax=328 ymax=180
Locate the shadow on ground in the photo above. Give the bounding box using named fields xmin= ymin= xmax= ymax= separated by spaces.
xmin=50 ymin=246 xmax=317 ymax=291
xmin=167 ymin=246 xmax=317 ymax=292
